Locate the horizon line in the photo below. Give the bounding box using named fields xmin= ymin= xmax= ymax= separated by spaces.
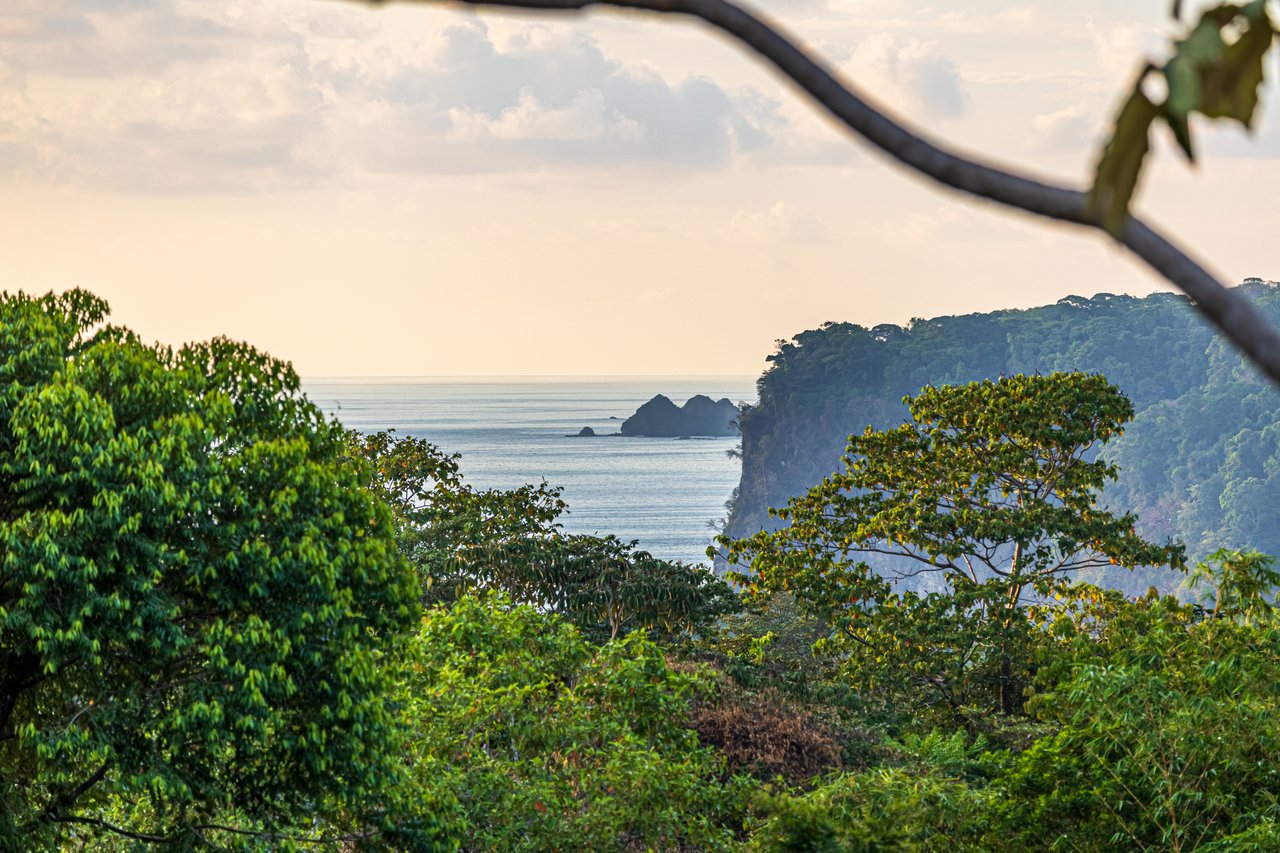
xmin=302 ymin=373 xmax=759 ymax=381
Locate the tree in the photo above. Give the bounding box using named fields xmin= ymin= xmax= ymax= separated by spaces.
xmin=351 ymin=0 xmax=1280 ymax=385
xmin=469 ymin=532 xmax=741 ymax=641
xmin=725 ymin=373 xmax=1183 ymax=714
xmin=995 ymin=583 xmax=1280 ymax=852
xmin=0 ymin=290 xmax=429 ymax=848
xmin=748 ymin=764 xmax=977 ymax=853
xmin=347 ymin=429 xmax=566 ymax=604
xmin=1187 ymin=547 xmax=1280 ymax=622
xmin=352 ymin=429 xmax=740 ymax=641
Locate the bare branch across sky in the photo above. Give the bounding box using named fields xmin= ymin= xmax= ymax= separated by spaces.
xmin=357 ymin=0 xmax=1280 ymax=382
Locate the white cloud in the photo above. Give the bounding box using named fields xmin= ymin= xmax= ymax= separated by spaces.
xmin=0 ymin=1 xmax=332 ymax=192
xmin=1028 ymin=103 xmax=1096 ymax=154
xmin=0 ymin=5 xmax=787 ymax=190
xmin=445 ymin=85 xmax=646 ymax=143
xmin=346 ymin=22 xmax=784 ymax=174
xmin=874 ymin=200 xmax=1019 ymax=246
xmin=1086 ymin=18 xmax=1163 ymax=79
xmin=841 ymin=34 xmax=968 ymax=122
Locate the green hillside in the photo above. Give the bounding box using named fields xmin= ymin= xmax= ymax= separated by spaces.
xmin=726 ymin=281 xmax=1280 ymax=590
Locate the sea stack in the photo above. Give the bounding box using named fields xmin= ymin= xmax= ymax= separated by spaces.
xmin=620 ymin=394 xmax=739 ymax=437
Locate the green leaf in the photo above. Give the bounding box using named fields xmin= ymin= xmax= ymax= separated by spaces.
xmin=1162 ymin=1 xmax=1274 ymax=160
xmin=1197 ymin=1 xmax=1274 ymax=125
xmin=1091 ymin=2 xmax=1275 ymax=231
xmin=1089 ymin=78 xmax=1161 ymax=236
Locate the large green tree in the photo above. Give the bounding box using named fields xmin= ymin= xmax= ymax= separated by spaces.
xmin=0 ymin=291 xmax=427 ymax=848
xmin=726 ymin=373 xmax=1183 ymax=715
xmin=349 ymin=429 xmax=565 ymax=604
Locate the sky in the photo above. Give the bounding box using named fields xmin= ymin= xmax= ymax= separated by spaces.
xmin=1 ymin=0 xmax=1277 ymax=377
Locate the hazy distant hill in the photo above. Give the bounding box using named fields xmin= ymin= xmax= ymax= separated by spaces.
xmin=724 ymin=281 xmax=1280 ymax=592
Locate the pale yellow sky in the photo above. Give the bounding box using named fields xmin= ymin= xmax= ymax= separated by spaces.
xmin=0 ymin=1 xmax=1276 ymax=376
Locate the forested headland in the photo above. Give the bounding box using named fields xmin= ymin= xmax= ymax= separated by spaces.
xmin=726 ymin=281 xmax=1280 ymax=592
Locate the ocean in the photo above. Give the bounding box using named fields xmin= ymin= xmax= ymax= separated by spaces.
xmin=303 ymin=376 xmax=757 ymax=566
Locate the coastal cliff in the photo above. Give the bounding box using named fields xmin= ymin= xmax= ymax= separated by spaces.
xmin=724 ymin=282 xmax=1280 ymax=587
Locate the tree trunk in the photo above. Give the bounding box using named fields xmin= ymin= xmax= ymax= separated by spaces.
xmin=999 ymin=544 xmax=1024 ymax=715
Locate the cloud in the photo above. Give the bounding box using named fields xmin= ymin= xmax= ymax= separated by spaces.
xmin=874 ymin=200 xmax=1019 ymax=246
xmin=1028 ymin=103 xmax=1096 ymax=154
xmin=1086 ymin=18 xmax=1164 ymax=79
xmin=451 ymin=88 xmax=616 ymax=142
xmin=841 ymin=34 xmax=968 ymax=122
xmin=0 ymin=5 xmax=787 ymax=191
xmin=749 ymin=0 xmax=831 ymax=16
xmin=0 ymin=1 xmax=330 ymax=192
xmin=351 ymin=22 xmax=780 ymax=173
xmin=0 ymin=1 xmax=259 ymax=78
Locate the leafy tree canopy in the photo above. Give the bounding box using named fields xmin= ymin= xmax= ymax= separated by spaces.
xmin=1001 ymin=578 xmax=1280 ymax=851
xmin=725 ymin=373 xmax=1182 ymax=716
xmin=729 ymin=373 xmax=1181 ymax=605
xmin=398 ymin=594 xmax=747 ymax=851
xmin=0 ymin=290 xmax=425 ymax=848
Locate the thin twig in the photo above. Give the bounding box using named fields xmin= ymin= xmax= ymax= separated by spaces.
xmin=355 ymin=0 xmax=1280 ymax=383
xmin=42 ymin=815 xmax=171 ymax=844
xmin=37 ymin=815 xmax=377 ymax=847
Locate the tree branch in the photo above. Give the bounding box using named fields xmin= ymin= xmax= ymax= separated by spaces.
xmin=21 ymin=762 xmax=112 ymax=834
xmin=36 ymin=815 xmax=376 ymax=847
xmin=42 ymin=815 xmax=172 ymax=844
xmin=355 ymin=0 xmax=1280 ymax=383
xmin=189 ymin=822 xmax=377 ymax=846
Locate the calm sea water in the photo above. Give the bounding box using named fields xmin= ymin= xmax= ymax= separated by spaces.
xmin=304 ymin=377 xmax=756 ymax=566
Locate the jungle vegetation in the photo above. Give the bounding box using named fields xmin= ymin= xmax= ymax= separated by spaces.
xmin=3 ymin=290 xmax=1278 ymax=851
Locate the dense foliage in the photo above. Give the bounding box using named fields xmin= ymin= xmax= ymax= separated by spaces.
xmin=398 ymin=596 xmax=746 ymax=851
xmin=726 ymin=282 xmax=1280 ymax=591
xmin=8 ymin=288 xmax=1279 ymax=852
xmin=0 ymin=291 xmax=426 ymax=848
xmin=726 ymin=374 xmax=1182 ymax=718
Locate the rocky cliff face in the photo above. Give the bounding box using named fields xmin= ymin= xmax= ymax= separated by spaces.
xmin=621 ymin=394 xmax=739 ymax=437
